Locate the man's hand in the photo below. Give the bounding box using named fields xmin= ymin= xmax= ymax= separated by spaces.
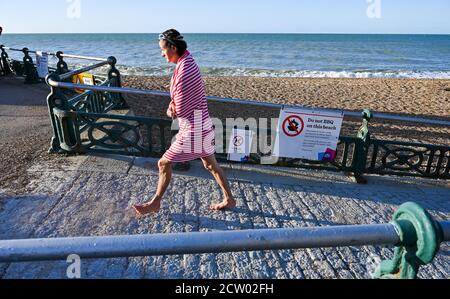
xmin=167 ymin=102 xmax=177 ymax=119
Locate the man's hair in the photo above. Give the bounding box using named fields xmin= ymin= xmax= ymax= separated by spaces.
xmin=160 ymin=29 xmax=187 ymax=56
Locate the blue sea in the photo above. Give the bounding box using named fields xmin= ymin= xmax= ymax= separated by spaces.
xmin=1 ymin=33 xmax=450 ymax=79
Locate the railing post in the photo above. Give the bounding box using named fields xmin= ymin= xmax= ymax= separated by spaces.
xmin=0 ymin=45 xmax=12 ymax=75
xmin=352 ymin=109 xmax=372 ymax=184
xmin=22 ymin=47 xmax=40 ymax=84
xmin=53 ymin=108 xmax=82 ymax=153
xmin=374 ymin=202 xmax=442 ymax=279
xmin=107 ymin=56 xmax=129 ymax=109
xmin=46 ymin=73 xmax=72 ymax=153
xmin=55 ymin=51 xmax=69 ymax=75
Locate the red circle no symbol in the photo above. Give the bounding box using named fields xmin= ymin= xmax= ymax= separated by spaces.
xmin=282 ymin=115 xmax=304 ymax=137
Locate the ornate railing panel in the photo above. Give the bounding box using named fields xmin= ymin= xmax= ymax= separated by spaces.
xmin=51 ymin=104 xmax=367 ymax=178
xmin=69 ymin=82 xmax=118 ymax=116
xmin=53 ymin=108 xmax=174 ymax=158
xmin=366 ymin=140 xmax=450 ymax=179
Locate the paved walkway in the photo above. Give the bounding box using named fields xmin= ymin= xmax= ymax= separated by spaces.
xmin=1 ymin=153 xmax=449 ymax=279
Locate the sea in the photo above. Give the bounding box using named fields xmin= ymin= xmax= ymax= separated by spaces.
xmin=1 ymin=33 xmax=450 ymax=79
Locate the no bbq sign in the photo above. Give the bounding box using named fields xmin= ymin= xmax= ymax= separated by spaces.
xmin=282 ymin=115 xmax=305 ymax=137
xmin=273 ymin=108 xmax=344 ymax=161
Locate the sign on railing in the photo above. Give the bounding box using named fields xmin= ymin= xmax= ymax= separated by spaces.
xmin=273 ymin=107 xmax=344 ymax=161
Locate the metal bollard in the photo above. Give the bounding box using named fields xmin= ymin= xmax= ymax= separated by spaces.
xmin=22 ymin=47 xmax=40 ymax=84
xmin=55 ymin=51 xmax=69 ymax=75
xmin=46 ymin=73 xmax=71 ymax=153
xmin=0 ymin=45 xmax=12 ymax=75
xmin=107 ymin=56 xmax=128 ymax=109
xmin=352 ymin=109 xmax=373 ymax=184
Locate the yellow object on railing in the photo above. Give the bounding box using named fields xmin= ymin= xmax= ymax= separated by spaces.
xmin=72 ymin=73 xmax=95 ymax=93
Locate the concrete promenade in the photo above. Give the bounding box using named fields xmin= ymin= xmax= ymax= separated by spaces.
xmin=0 ymin=154 xmax=449 ymax=279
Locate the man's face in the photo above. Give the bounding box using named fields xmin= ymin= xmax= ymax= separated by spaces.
xmin=159 ymin=40 xmax=178 ymax=64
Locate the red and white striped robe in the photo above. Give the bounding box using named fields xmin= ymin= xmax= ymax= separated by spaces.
xmin=163 ymin=50 xmax=215 ymax=162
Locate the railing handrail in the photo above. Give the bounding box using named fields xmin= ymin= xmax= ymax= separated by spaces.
xmin=2 ymin=47 xmax=56 ymax=56
xmin=47 ymin=76 xmax=450 ymax=127
xmin=59 ymin=61 xmax=111 ymax=80
xmin=1 ymin=45 xmax=107 ymax=62
xmin=0 ymin=224 xmax=401 ymax=263
xmin=59 ymin=53 xmax=108 ymax=62
xmin=0 ymin=220 xmax=448 ymax=263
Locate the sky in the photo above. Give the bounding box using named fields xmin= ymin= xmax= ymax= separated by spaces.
xmin=1 ymin=0 xmax=449 ymax=34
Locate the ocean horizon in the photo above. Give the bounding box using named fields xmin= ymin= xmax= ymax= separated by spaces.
xmin=1 ymin=33 xmax=450 ymax=79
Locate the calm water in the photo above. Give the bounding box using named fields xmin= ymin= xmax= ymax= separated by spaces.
xmin=1 ymin=33 xmax=450 ymax=78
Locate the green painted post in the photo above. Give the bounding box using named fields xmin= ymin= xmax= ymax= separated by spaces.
xmin=0 ymin=45 xmax=12 ymax=75
xmin=0 ymin=45 xmax=6 ymax=75
xmin=46 ymin=73 xmax=71 ymax=153
xmin=52 ymin=108 xmax=82 ymax=153
xmin=352 ymin=109 xmax=373 ymax=184
xmin=22 ymin=48 xmax=40 ymax=84
xmin=107 ymin=56 xmax=129 ymax=109
xmin=373 ymin=202 xmax=442 ymax=279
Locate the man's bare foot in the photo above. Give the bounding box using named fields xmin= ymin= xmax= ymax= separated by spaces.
xmin=210 ymin=198 xmax=236 ymax=211
xmin=133 ymin=198 xmax=161 ymax=217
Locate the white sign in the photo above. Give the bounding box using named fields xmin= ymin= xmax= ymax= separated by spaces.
xmin=273 ymin=108 xmax=344 ymax=161
xmin=36 ymin=51 xmax=49 ymax=78
xmin=82 ymin=76 xmax=94 ymax=85
xmin=228 ymin=128 xmax=254 ymax=162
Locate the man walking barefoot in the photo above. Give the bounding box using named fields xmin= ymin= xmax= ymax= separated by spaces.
xmin=133 ymin=29 xmax=236 ymax=216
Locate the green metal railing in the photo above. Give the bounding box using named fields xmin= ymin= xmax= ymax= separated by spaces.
xmin=52 ymin=108 xmax=172 ymax=158
xmin=0 ymin=45 xmax=112 ymax=83
xmin=0 ymin=46 xmax=48 ymax=83
xmin=4 ymin=46 xmax=446 ymax=182
xmin=367 ymin=140 xmax=450 ymax=179
xmin=45 ymin=55 xmax=129 ymax=153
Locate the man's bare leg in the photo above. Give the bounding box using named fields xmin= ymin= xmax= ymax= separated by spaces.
xmin=201 ymin=155 xmax=236 ymax=211
xmin=133 ymin=158 xmax=172 ymax=216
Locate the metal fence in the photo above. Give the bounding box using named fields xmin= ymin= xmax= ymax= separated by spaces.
xmin=0 ymin=46 xmax=49 ymax=83
xmin=0 ymin=202 xmax=448 ymax=279
xmin=44 ymin=54 xmax=450 ymax=182
xmin=0 ymin=45 xmax=108 ymax=83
